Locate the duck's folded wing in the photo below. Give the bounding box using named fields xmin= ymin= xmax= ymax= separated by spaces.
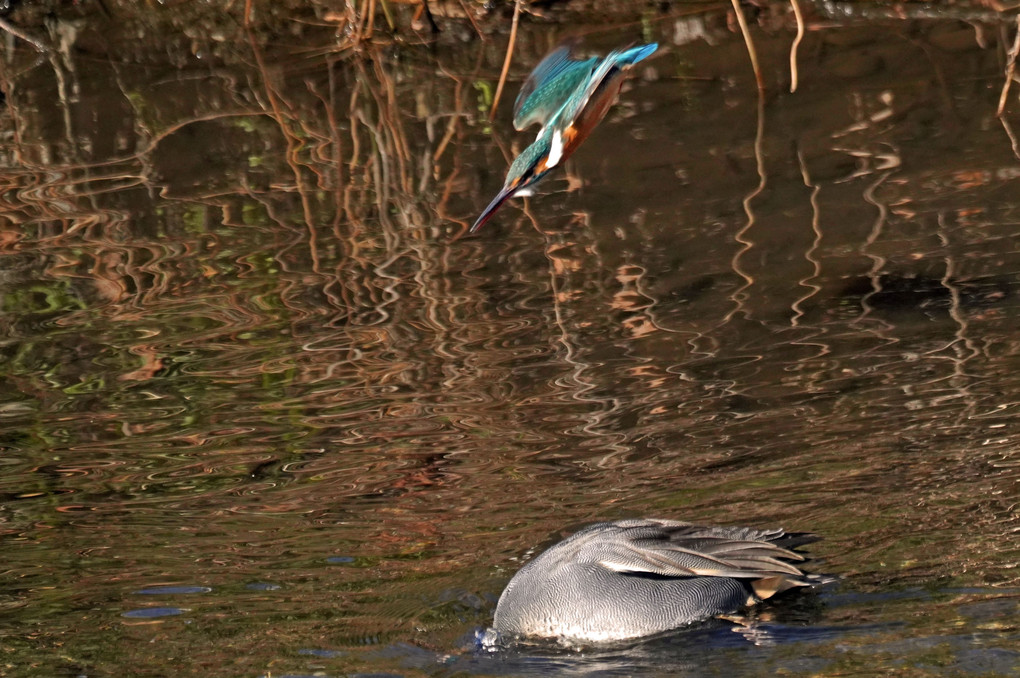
xmin=580 ymin=520 xmax=814 ymax=581
xmin=593 ymin=539 xmax=807 ymax=579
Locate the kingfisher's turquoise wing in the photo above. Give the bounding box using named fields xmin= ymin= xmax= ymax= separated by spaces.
xmin=513 ymin=46 xmax=598 ymax=132
xmin=554 ymin=43 xmax=658 ymax=138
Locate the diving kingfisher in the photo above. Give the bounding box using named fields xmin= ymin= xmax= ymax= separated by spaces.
xmin=471 ymin=42 xmax=658 ymax=233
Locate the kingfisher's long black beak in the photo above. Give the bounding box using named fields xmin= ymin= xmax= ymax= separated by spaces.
xmin=470 ymin=185 xmax=518 ymax=233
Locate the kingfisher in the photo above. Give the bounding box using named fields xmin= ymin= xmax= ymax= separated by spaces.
xmin=471 ymin=42 xmax=658 ymax=233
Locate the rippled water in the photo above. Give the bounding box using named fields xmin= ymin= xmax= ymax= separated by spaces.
xmin=1 ymin=3 xmax=1019 ymax=676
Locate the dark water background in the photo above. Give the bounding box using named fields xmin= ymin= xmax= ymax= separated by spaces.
xmin=1 ymin=1 xmax=1019 ymax=676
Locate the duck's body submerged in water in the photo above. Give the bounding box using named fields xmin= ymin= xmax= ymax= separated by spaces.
xmin=470 ymin=42 xmax=658 ymax=233
xmin=488 ymin=518 xmax=832 ymax=645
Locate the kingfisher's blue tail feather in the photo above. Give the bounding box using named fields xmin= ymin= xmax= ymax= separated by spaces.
xmin=614 ymin=43 xmax=658 ymax=67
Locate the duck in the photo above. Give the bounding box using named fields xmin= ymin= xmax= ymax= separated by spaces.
xmin=489 ymin=518 xmax=832 ymax=645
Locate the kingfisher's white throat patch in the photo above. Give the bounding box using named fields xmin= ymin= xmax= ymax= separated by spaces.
xmin=547 ymin=128 xmax=564 ymax=167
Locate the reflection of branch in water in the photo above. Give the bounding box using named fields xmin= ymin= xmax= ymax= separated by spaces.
xmin=47 ymin=21 xmax=101 ymax=219
xmin=832 ymin=91 xmax=895 ymax=144
xmin=307 ymin=65 xmax=353 ymax=315
xmin=722 ymin=92 xmax=766 ymax=326
xmin=2 ymin=16 xmax=511 ymax=415
xmin=246 ymin=26 xmax=322 ymax=275
xmin=432 ymin=61 xmax=474 ymax=233
xmin=613 ymin=262 xmax=690 ymax=342
xmin=930 ymin=210 xmax=979 ymax=417
xmin=998 ymin=17 xmax=1020 ymax=117
xmin=333 ymin=51 xmax=429 ymax=329
xmin=791 ymin=149 xmax=822 ymax=330
xmin=367 ymin=57 xmax=413 ymax=194
xmin=532 ymin=209 xmax=631 ymax=467
xmin=0 ymin=16 xmax=48 ymax=53
xmin=854 ymin=171 xmax=896 ymax=343
xmin=1000 ymin=115 xmax=1020 ymax=161
xmin=784 ymin=148 xmax=832 ymax=392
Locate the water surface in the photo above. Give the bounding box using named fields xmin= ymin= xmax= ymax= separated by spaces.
xmin=1 ymin=3 xmax=1018 ymax=676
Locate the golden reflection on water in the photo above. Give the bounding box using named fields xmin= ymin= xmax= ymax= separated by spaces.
xmin=1 ymin=3 xmax=1019 ymax=676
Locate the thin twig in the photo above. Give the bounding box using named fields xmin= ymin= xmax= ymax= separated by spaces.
xmin=997 ymin=16 xmax=1020 ymax=117
xmin=379 ymin=0 xmax=397 ymax=32
xmin=1000 ymin=115 xmax=1020 ymax=160
xmin=365 ymin=0 xmax=378 ymax=41
xmin=729 ymin=0 xmax=764 ymax=92
xmin=455 ymin=0 xmax=484 ymax=41
xmin=489 ymin=0 xmax=522 ymax=123
xmin=0 ymin=16 xmax=49 ymax=52
xmin=354 ymin=0 xmax=370 ymax=43
xmin=789 ymin=0 xmax=805 ymax=92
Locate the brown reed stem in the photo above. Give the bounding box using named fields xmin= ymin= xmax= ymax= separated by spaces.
xmin=730 ymin=0 xmax=764 ymax=92
xmin=455 ymin=0 xmax=484 ymax=41
xmin=489 ymin=0 xmax=522 ymax=123
xmin=997 ymin=16 xmax=1020 ymax=117
xmin=0 ymin=16 xmax=48 ymax=52
xmin=789 ymin=0 xmax=805 ymax=92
